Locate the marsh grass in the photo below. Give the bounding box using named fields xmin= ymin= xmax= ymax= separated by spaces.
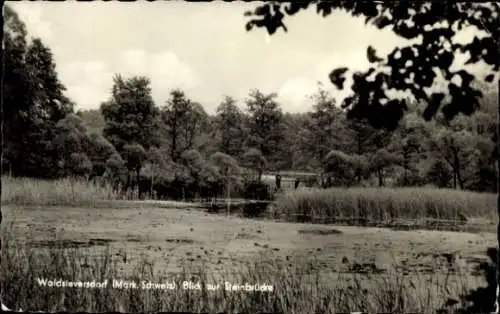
xmin=1 ymin=176 xmax=120 ymax=207
xmin=0 ymin=229 xmax=480 ymax=313
xmin=3 ymin=177 xmax=496 ymax=224
xmin=273 ymin=187 xmax=496 ymax=224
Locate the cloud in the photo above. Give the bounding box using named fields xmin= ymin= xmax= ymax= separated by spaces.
xmin=55 ymin=50 xmax=203 ymax=110
xmin=119 ymin=49 xmax=148 ymax=74
xmin=118 ymin=49 xmax=202 ymax=105
xmin=277 ymin=77 xmax=321 ymax=112
xmin=63 ymin=61 xmax=108 ymax=82
xmin=10 ymin=2 xmax=488 ymax=115
xmin=59 ymin=61 xmax=113 ymax=108
xmin=12 ymin=3 xmax=53 ymax=41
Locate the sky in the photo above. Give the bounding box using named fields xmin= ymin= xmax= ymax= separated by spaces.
xmin=9 ymin=2 xmax=488 ymax=115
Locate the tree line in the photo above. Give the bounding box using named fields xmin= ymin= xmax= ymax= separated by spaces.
xmin=3 ymin=5 xmax=498 ymax=203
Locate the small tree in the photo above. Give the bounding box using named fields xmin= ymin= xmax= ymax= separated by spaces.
xmin=369 ymin=148 xmax=398 ymax=187
xmin=306 ymin=84 xmax=348 ymax=163
xmin=215 ymin=96 xmax=247 ymax=158
xmin=199 ymin=163 xmax=223 ymax=206
xmin=87 ymin=133 xmax=117 ymax=179
xmin=105 ymin=152 xmax=127 ymax=192
xmin=431 ymin=129 xmax=476 ymax=190
xmin=143 ymin=147 xmax=169 ymax=198
xmin=350 ymin=153 xmax=370 ymax=185
xmin=180 ymin=149 xmax=205 ymax=200
xmin=52 ymin=114 xmax=90 ymax=177
xmin=123 ymin=144 xmax=147 ymax=198
xmin=323 ymin=150 xmax=356 ymax=187
xmin=101 ymin=74 xmax=159 ymax=153
xmin=68 ymin=152 xmax=93 ymax=179
xmin=210 ymin=152 xmax=242 ymax=215
xmin=63 ymin=153 xmax=92 ymax=179
xmin=426 ymin=158 xmax=453 ymax=188
xmin=389 ymin=114 xmax=430 ymax=186
xmin=241 ymin=148 xmax=267 ymax=182
xmin=245 ymin=89 xmax=285 ymax=169
xmin=470 ymin=136 xmax=497 ymax=192
xmin=161 ymin=90 xmax=208 ymax=162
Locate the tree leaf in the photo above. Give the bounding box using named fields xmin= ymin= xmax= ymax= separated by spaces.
xmin=485 ymin=74 xmax=495 ymax=83
xmin=329 ymin=67 xmax=349 ymax=89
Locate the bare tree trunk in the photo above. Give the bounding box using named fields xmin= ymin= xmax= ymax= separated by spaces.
xmin=378 ymin=169 xmax=383 ymax=187
xmin=453 ymin=152 xmax=464 ymax=190
xmin=356 ymin=169 xmax=362 ymax=184
xmin=125 ymin=171 xmax=131 ymax=199
xmin=457 ymin=170 xmax=464 ymax=190
xmin=171 ymin=122 xmax=177 ymax=162
xmin=150 ymin=175 xmax=154 ymax=200
xmin=227 ymin=181 xmax=231 ymax=216
xmin=453 ymin=169 xmax=457 ymax=189
xmin=403 ymin=152 xmax=409 ymax=186
xmin=136 ymin=168 xmax=141 ymax=199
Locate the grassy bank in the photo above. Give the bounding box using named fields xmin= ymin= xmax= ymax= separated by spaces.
xmin=1 ymin=176 xmax=120 ymax=207
xmin=272 ymin=187 xmax=497 ymax=224
xmin=2 ymin=177 xmax=497 ymax=225
xmin=0 ymin=233 xmax=475 ymax=313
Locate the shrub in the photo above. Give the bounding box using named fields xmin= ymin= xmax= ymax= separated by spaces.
xmin=243 ymin=201 xmax=270 ymax=218
xmin=242 ymin=181 xmax=272 ymax=201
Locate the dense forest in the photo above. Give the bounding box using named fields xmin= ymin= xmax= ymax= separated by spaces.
xmin=3 ymin=5 xmax=498 ymax=201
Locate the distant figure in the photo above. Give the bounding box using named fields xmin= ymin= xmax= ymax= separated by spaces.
xmin=294 ymin=178 xmax=300 ymax=189
xmin=275 ymin=174 xmax=282 ymax=190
